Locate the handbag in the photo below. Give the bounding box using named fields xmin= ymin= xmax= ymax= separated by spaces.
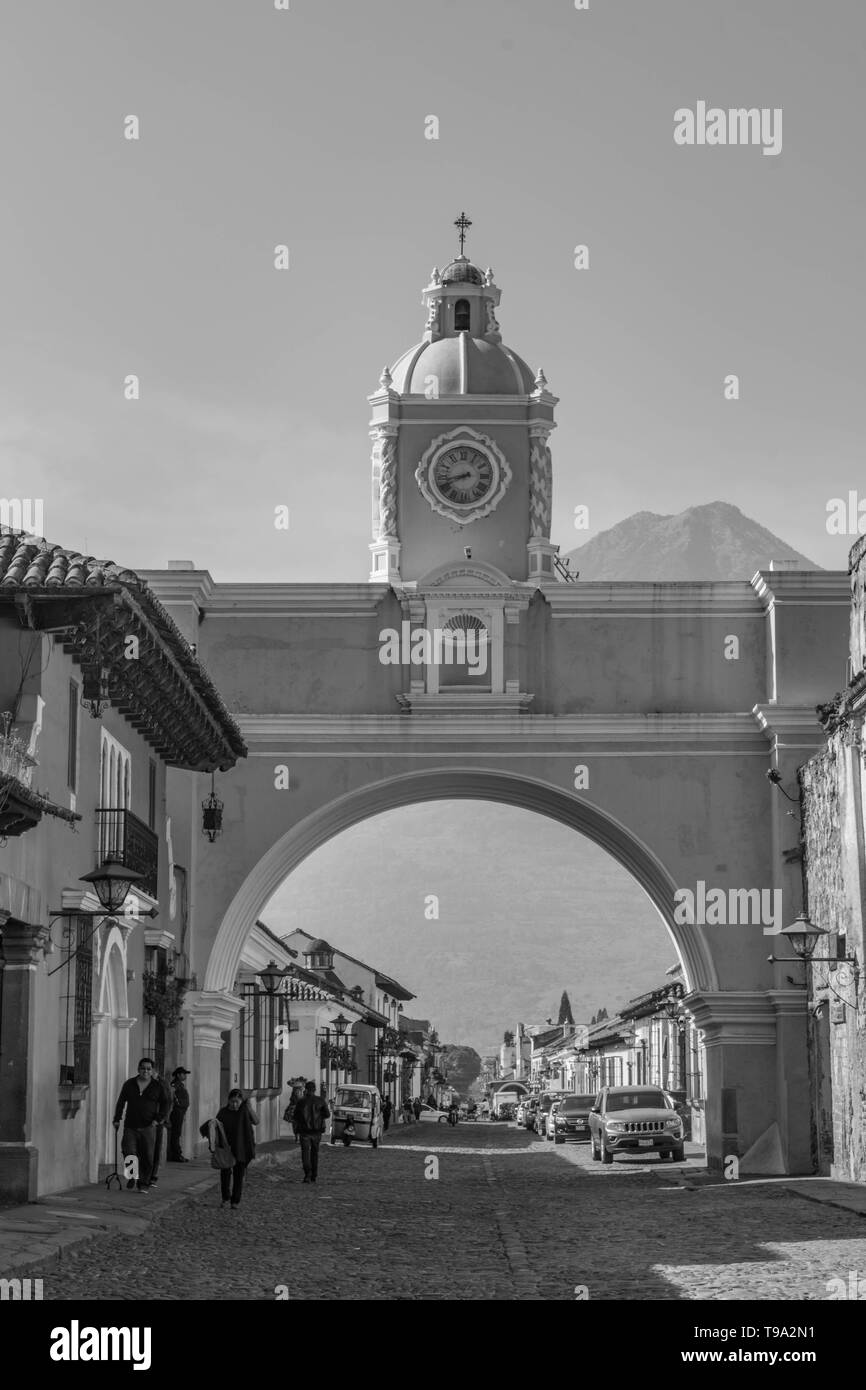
xmin=205 ymin=1118 xmax=235 ymax=1169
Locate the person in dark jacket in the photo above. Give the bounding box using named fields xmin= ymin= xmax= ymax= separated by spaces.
xmin=412 ymin=1097 xmax=422 ymax=1121
xmin=168 ymin=1068 xmax=191 ymax=1161
xmin=204 ymin=1089 xmax=258 ymax=1210
xmin=113 ymin=1058 xmax=172 ymax=1192
xmin=148 ymin=1068 xmax=173 ymax=1186
xmin=381 ymin=1097 xmax=392 ymax=1132
xmin=293 ymin=1080 xmax=330 ymax=1183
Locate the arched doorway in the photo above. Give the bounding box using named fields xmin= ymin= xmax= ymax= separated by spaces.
xmin=90 ymin=926 xmax=132 ymax=1181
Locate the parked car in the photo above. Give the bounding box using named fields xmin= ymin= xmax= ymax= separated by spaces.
xmin=544 ymin=1100 xmax=562 ymax=1139
xmin=533 ymin=1093 xmax=561 ymax=1139
xmin=524 ymin=1098 xmax=540 ymax=1132
xmin=551 ymin=1093 xmax=596 ymax=1143
xmin=515 ymin=1101 xmax=528 ymax=1127
xmin=589 ymin=1086 xmax=685 ymax=1164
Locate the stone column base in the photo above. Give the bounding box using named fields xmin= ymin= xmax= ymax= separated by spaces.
xmin=0 ymin=1144 xmax=39 ymax=1204
xmin=369 ymin=538 xmax=401 ymax=585
xmin=526 ymin=537 xmax=559 ymax=586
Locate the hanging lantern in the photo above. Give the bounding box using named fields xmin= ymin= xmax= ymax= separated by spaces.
xmin=202 ymin=771 xmax=223 ymax=842
xmin=80 ymin=661 xmax=111 ymax=719
xmin=79 ymin=612 xmax=111 ymax=719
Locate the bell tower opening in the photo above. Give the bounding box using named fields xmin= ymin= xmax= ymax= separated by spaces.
xmin=454 ymin=298 xmax=471 ymax=331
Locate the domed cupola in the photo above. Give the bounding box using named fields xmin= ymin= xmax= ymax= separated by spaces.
xmin=440 ymin=256 xmax=485 ymax=286
xmin=304 ymin=938 xmax=335 ymax=970
xmin=386 ymin=228 xmax=536 ymax=396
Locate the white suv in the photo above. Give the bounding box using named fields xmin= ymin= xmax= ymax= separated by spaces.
xmin=589 ymin=1087 xmax=685 ymax=1164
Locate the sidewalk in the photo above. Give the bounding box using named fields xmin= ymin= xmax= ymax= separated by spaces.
xmin=661 ymin=1165 xmax=866 ymax=1216
xmin=0 ymin=1138 xmax=297 ymax=1280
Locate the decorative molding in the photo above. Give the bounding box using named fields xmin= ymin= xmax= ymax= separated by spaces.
xmin=187 ymin=990 xmax=244 ymax=1049
xmin=752 ymin=704 xmax=826 ymax=748
xmin=396 ymin=691 xmax=534 ymax=716
xmin=236 ymin=711 xmax=768 ymax=749
xmin=415 ymin=427 xmax=512 ymax=527
xmin=685 ymin=991 xmax=777 ymax=1045
xmin=58 ymin=1084 xmax=89 ymax=1119
xmin=528 ymin=437 xmax=553 ymax=539
xmin=370 ymin=423 xmax=400 ymax=543
xmin=143 ymin=928 xmax=176 ymax=950
xmin=750 ymin=572 xmax=850 ymax=609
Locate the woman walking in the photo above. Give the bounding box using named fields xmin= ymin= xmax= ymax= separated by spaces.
xmin=202 ymin=1089 xmax=258 ymax=1210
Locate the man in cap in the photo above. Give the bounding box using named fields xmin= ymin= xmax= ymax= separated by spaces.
xmin=167 ymin=1067 xmax=192 ymax=1162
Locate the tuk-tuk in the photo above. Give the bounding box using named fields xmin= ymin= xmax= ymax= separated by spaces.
xmin=329 ymin=1084 xmax=384 ymax=1148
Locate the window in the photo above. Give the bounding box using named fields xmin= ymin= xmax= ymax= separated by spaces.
xmin=454 ymin=298 xmax=471 ymax=331
xmin=98 ymin=730 xmax=132 ymax=860
xmin=67 ymin=681 xmax=78 ymax=792
xmin=59 ymin=918 xmax=93 ymax=1086
xmin=239 ymin=983 xmax=279 ymax=1092
xmin=148 ymin=760 xmax=157 ymax=830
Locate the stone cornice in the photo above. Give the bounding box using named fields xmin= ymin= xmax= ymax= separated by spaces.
xmin=752 ymin=704 xmax=825 ymax=747
xmin=685 ymin=991 xmax=777 ymax=1044
xmin=183 ymin=584 xmax=391 ymax=618
xmin=237 ymin=712 xmax=769 ymax=750
xmin=186 ymin=990 xmax=243 ymax=1047
xmin=137 ymin=569 xmax=215 ymax=612
xmin=545 ymin=581 xmax=764 ymax=616
xmin=750 ymin=571 xmax=849 ymax=609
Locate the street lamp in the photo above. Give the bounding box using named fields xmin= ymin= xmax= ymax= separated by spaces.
xmin=258 ymin=959 xmax=292 ymax=995
xmin=78 ymin=853 xmax=144 ymax=913
xmin=779 ymin=913 xmax=829 ymax=961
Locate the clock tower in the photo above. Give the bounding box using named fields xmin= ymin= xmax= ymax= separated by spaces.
xmin=368 ymin=217 xmax=560 ymax=588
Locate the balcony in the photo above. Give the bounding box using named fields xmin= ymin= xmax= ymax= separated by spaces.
xmin=95 ymin=808 xmax=159 ymax=900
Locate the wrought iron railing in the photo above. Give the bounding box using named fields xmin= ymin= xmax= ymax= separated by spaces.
xmin=95 ymin=808 xmax=159 ymax=900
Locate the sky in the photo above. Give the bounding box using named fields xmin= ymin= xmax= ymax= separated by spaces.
xmin=2 ymin=0 xmax=864 ymax=579
xmin=3 ymin=3 xmax=862 ymax=1045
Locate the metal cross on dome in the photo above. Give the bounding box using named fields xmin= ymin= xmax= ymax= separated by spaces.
xmin=454 ymin=211 xmax=472 ymax=255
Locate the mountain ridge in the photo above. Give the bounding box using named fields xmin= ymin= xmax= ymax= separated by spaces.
xmin=563 ymin=501 xmax=818 ymax=581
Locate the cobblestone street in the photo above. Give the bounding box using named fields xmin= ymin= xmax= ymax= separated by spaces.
xmin=21 ymin=1123 xmax=866 ymax=1301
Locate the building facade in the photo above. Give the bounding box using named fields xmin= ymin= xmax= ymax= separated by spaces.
xmin=0 ymin=530 xmax=244 ymax=1201
xmin=801 ymin=534 xmax=866 ymax=1182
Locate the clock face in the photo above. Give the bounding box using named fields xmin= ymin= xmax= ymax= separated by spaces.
xmin=433 ymin=445 xmax=495 ymax=506
xmin=416 ymin=428 xmax=511 ymax=525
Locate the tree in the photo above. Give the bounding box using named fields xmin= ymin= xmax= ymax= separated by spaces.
xmin=439 ymin=1045 xmax=482 ymax=1096
xmin=557 ymin=991 xmax=575 ymax=1026
xmin=503 ymin=1030 xmax=514 ymax=1046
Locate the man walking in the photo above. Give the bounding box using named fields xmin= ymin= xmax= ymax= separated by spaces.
xmin=168 ymin=1067 xmax=191 ymax=1162
xmin=113 ymin=1058 xmax=172 ymax=1192
xmin=293 ymin=1080 xmax=330 ymax=1184
xmin=412 ymin=1096 xmax=422 ymax=1122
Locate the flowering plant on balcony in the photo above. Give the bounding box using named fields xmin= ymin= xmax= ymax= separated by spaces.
xmin=142 ymin=962 xmax=189 ymax=1028
xmin=0 ymin=712 xmax=37 ymax=788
